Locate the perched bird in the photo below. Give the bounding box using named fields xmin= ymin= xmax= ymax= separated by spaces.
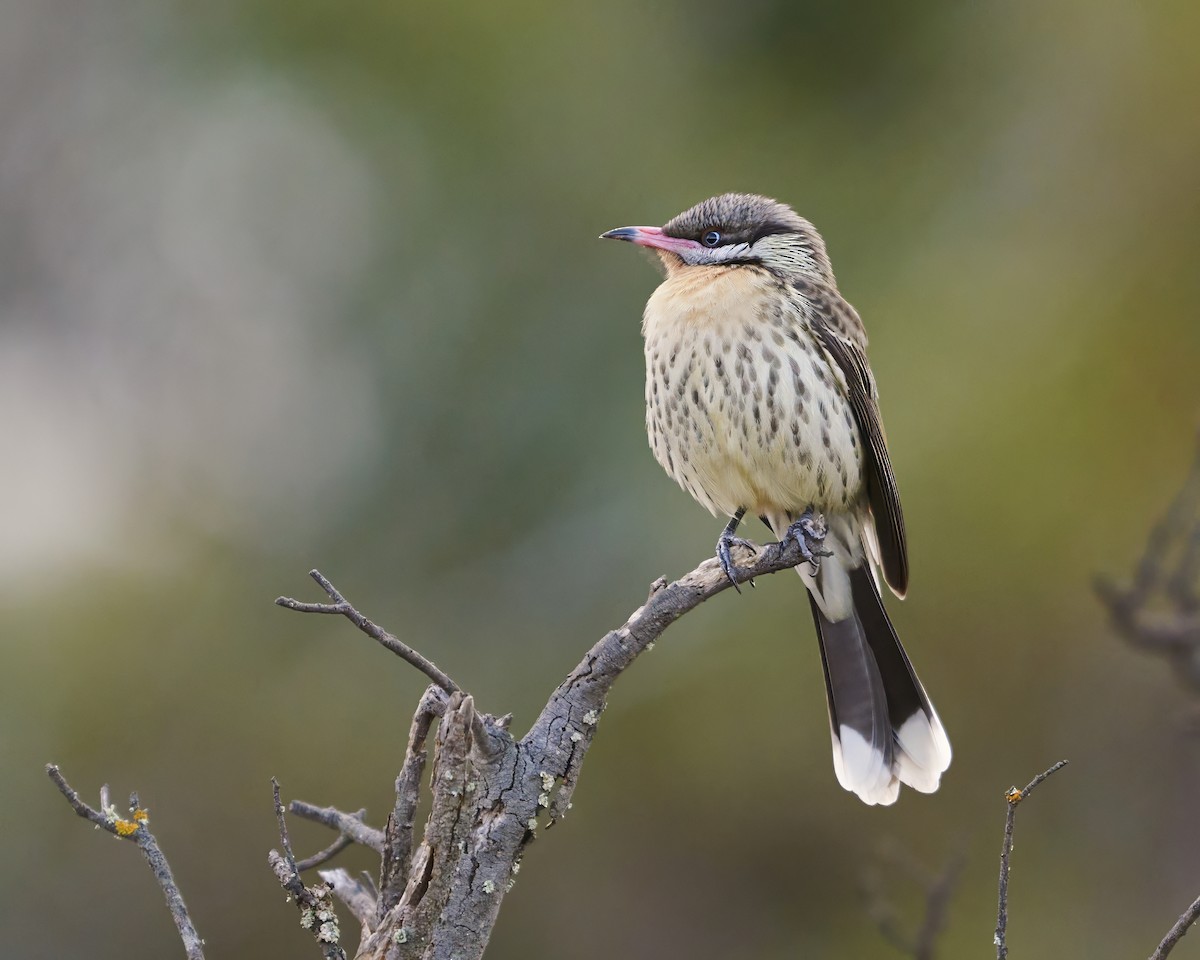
xmin=601 ymin=193 xmax=950 ymax=805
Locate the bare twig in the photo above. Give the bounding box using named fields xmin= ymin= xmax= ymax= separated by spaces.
xmin=1097 ymin=438 xmax=1200 ymax=690
xmin=296 ymin=834 xmax=356 ymax=873
xmin=1151 ymin=892 xmax=1200 ymax=960
xmin=863 ymin=844 xmax=964 ymax=960
xmin=269 ymin=778 xmax=349 ymax=960
xmin=995 ymin=760 xmax=1069 ymax=959
xmin=1096 ymin=435 xmax=1200 ymax=956
xmin=914 ymin=856 xmax=965 ymax=960
xmin=289 ymin=802 xmax=385 ymax=854
xmin=46 ymin=764 xmax=205 ymax=960
xmin=276 ymin=570 xmax=462 ymax=694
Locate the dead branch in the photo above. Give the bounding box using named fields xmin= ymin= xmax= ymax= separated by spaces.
xmin=1150 ymin=892 xmax=1200 ymax=960
xmin=320 ymin=869 xmax=381 ymax=932
xmin=269 ymin=778 xmax=348 ymax=960
xmin=1096 ymin=434 xmax=1200 ymax=957
xmin=379 ymin=685 xmax=446 ymax=918
xmin=289 ymin=802 xmax=384 ymax=854
xmin=1097 ymin=438 xmax=1200 ymax=691
xmin=46 ymin=765 xmax=206 ymax=960
xmin=266 ymin=523 xmax=826 ymax=958
xmin=994 ymin=760 xmax=1069 ymax=960
xmin=863 ymin=843 xmax=964 ymax=960
xmin=296 ymin=833 xmax=358 ymax=873
xmin=275 ymin=570 xmax=462 ymax=694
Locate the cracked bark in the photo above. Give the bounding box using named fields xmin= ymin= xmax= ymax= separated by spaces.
xmin=271 ymin=528 xmax=824 ymax=959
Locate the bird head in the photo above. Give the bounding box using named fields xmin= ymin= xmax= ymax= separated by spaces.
xmin=601 ymin=193 xmax=834 ymax=284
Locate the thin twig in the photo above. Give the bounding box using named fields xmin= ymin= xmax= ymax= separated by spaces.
xmin=269 ymin=778 xmax=348 ymax=960
xmin=914 ymin=856 xmax=964 ymax=960
xmin=46 ymin=764 xmax=206 ymax=960
xmin=863 ymin=845 xmax=964 ymax=960
xmin=296 ymin=831 xmax=356 ymax=872
xmin=289 ymin=801 xmax=385 ymax=854
xmin=1150 ymin=892 xmax=1200 ymax=960
xmin=273 ymin=779 xmax=300 ymax=868
xmin=995 ymin=760 xmax=1069 ymax=959
xmin=1098 ymin=437 xmax=1200 ymax=689
xmin=276 ymin=570 xmax=461 ymax=693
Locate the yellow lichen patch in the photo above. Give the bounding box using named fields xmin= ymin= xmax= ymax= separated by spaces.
xmin=1005 ymin=788 xmax=1023 ymax=804
xmin=113 ymin=818 xmax=141 ymax=837
xmin=132 ymin=808 xmax=150 ymax=823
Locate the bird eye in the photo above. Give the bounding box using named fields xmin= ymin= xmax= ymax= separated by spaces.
xmin=702 ymin=230 xmax=722 ymax=247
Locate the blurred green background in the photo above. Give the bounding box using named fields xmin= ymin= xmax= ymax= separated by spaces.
xmin=4 ymin=1 xmax=1200 ymax=957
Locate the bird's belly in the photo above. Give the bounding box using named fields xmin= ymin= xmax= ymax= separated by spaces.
xmin=645 ymin=317 xmax=864 ymax=519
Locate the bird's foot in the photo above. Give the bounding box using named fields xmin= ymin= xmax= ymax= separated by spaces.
xmin=781 ymin=508 xmax=831 ymax=572
xmin=717 ymin=532 xmax=758 ymax=593
xmin=716 ymin=507 xmax=755 ymax=593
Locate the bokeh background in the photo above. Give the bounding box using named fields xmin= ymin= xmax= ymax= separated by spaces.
xmin=4 ymin=1 xmax=1200 ymax=957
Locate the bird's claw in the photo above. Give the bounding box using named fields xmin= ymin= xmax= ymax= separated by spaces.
xmin=716 ymin=533 xmax=757 ymax=593
xmin=781 ymin=509 xmax=829 ymax=573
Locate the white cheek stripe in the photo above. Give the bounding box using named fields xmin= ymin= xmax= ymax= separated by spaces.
xmin=679 ymin=242 xmax=754 ymax=266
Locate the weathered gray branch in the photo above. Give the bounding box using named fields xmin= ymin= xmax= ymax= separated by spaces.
xmin=46 ymin=765 xmax=206 ymax=960
xmin=290 ymin=802 xmax=384 ymax=854
xmin=297 ymin=833 xmax=358 ymax=873
xmin=272 ymin=525 xmax=826 ymax=959
xmin=276 ymin=570 xmax=463 ymax=695
xmin=1150 ymin=892 xmax=1200 ymax=960
xmin=320 ymin=869 xmax=381 ymax=932
xmin=378 ymin=685 xmax=445 ymax=918
xmin=269 ymin=778 xmax=348 ymax=960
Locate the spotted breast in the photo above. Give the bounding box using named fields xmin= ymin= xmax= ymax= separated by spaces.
xmin=642 ymin=263 xmax=865 ymax=522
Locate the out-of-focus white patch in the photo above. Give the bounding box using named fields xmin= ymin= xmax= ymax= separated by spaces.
xmin=0 ymin=69 xmax=402 ymax=593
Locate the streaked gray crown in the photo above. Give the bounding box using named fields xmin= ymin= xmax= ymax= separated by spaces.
xmin=662 ymin=193 xmax=809 ymax=246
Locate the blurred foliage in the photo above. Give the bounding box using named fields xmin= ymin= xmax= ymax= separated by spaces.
xmin=3 ymin=1 xmax=1200 ymax=957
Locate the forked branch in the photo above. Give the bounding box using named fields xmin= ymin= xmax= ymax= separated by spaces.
xmin=994 ymin=760 xmax=1069 ymax=960
xmin=1097 ymin=437 xmax=1200 ymax=691
xmin=46 ymin=764 xmax=206 ymax=960
xmin=863 ymin=844 xmax=964 ymax=960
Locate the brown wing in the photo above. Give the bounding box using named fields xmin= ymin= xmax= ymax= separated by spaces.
xmin=812 ymin=305 xmax=909 ymax=598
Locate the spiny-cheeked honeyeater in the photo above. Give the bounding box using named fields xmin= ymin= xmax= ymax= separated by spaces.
xmin=602 ymin=193 xmax=950 ymax=805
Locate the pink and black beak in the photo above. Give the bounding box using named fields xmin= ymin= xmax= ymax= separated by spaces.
xmin=599 ymin=225 xmax=701 ymax=257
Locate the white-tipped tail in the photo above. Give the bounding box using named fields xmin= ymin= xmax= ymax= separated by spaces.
xmin=809 ymin=557 xmax=951 ymax=805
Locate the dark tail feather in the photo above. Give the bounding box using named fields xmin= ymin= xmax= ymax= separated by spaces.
xmin=808 ymin=565 xmax=951 ymax=805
